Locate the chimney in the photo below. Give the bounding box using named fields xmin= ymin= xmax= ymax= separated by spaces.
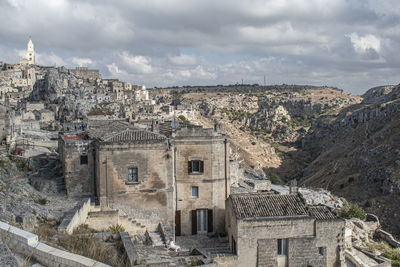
xmin=289 ymin=179 xmax=298 ymax=194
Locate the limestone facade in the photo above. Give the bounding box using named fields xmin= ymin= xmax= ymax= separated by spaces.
xmin=225 ymin=193 xmax=345 ymax=267
xmin=174 ymin=127 xmax=230 ymax=236
xmin=59 ymin=123 xmax=229 ymax=239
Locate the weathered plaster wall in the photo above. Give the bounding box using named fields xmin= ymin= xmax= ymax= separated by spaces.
xmin=60 ymin=138 xmax=94 ymax=197
xmin=175 ymin=127 xmax=229 ymax=236
xmin=96 ymin=141 xmax=175 ymax=236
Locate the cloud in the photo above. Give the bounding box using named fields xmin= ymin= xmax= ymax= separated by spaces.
xmin=107 ymin=62 xmax=127 ymax=76
xmin=347 ymin=33 xmax=381 ymax=53
xmin=118 ymin=52 xmax=153 ymax=74
xmin=168 ymin=54 xmax=197 ymax=65
xmin=36 ymin=52 xmax=67 ymax=66
xmin=71 ymin=57 xmax=93 ymax=67
xmin=0 ymin=0 xmax=399 ymax=93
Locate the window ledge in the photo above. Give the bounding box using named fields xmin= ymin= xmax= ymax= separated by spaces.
xmin=125 ymin=182 xmax=140 ymax=185
xmin=189 ymin=172 xmax=204 ymax=175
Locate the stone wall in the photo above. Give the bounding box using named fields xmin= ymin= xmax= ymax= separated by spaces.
xmin=86 ymin=210 xmax=119 ymax=231
xmin=96 ymin=141 xmax=175 ymax=237
xmin=59 ymin=137 xmax=95 ymax=197
xmin=0 ymin=221 xmax=110 ymax=267
xmin=58 ymin=198 xmax=91 ymax=234
xmin=70 ymin=67 xmax=101 ymax=80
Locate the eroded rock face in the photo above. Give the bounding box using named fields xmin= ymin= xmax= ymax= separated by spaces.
xmin=0 ymin=154 xmax=78 ymax=231
xmin=300 ymin=85 xmax=400 ymax=237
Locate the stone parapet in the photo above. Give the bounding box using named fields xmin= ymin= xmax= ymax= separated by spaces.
xmin=58 ymin=198 xmax=91 ymax=234
xmin=0 ymin=221 xmax=110 ymax=267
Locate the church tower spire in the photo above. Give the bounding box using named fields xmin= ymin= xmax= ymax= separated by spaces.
xmin=26 ymin=37 xmax=35 ymax=65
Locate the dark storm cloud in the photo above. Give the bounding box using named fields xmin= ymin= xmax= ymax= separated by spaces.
xmin=0 ymin=0 xmax=399 ymax=94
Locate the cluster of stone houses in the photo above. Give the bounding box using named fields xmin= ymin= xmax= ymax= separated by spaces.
xmin=1 ymin=39 xmax=355 ymax=266
xmin=59 ymin=118 xmax=346 ymax=266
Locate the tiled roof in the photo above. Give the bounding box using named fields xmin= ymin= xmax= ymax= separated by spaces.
xmin=308 ymin=205 xmax=338 ymax=220
xmin=87 ymin=120 xmax=134 ymax=139
xmin=102 ymin=129 xmax=166 ymax=143
xmin=230 ymin=193 xmax=309 ymax=219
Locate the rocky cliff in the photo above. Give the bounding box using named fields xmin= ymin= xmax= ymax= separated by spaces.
xmin=300 ymin=84 xmax=400 ymax=236
xmin=151 ymin=85 xmax=361 ymax=174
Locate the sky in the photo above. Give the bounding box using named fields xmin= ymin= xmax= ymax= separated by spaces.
xmin=0 ymin=0 xmax=399 ymax=94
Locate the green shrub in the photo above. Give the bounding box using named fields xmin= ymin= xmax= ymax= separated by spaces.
xmin=107 ymin=224 xmax=125 ymax=234
xmin=177 ymin=115 xmax=190 ymax=125
xmin=0 ymin=158 xmax=10 ymax=169
xmin=368 ymin=242 xmax=400 ymax=266
xmin=35 ymin=198 xmax=49 ymax=205
xmin=340 ymin=204 xmax=366 ymax=220
xmin=269 ymin=173 xmax=284 ymax=185
xmin=365 ymin=199 xmax=375 ymax=208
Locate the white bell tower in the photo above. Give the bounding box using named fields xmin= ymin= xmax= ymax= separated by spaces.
xmin=25 ymin=38 xmax=35 ymax=65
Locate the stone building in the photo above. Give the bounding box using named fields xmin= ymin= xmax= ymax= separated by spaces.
xmin=174 ymin=126 xmax=229 ymax=236
xmin=70 ymin=67 xmax=101 ymax=80
xmin=225 ymin=193 xmax=345 ymax=267
xmin=59 ymin=121 xmax=230 ymax=238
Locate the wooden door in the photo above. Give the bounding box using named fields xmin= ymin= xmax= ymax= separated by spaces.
xmin=207 ymin=209 xmax=213 ymax=233
xmin=191 ymin=210 xmax=197 ymax=235
xmin=175 ymin=210 xmax=181 ymax=236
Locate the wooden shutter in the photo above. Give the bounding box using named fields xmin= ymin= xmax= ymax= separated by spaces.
xmin=188 ymin=161 xmax=192 ymax=173
xmin=175 ymin=210 xmax=181 ymax=236
xmin=191 ymin=210 xmax=197 ymax=235
xmin=207 ymin=209 xmax=213 ymax=233
xmin=199 ymin=160 xmax=204 ymax=173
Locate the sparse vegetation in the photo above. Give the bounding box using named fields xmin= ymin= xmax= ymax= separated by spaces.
xmin=287 ymin=114 xmax=315 ymax=128
xmin=220 ymin=108 xmax=255 ymax=121
xmin=57 ymin=234 xmax=127 ymax=267
xmin=340 ymin=204 xmax=366 ymax=220
xmin=107 ymin=224 xmax=125 ymax=234
xmin=34 ymin=222 xmax=58 ymax=241
xmin=367 ymin=242 xmax=400 ymax=266
xmin=0 ymin=157 xmax=10 ymax=169
xmin=190 ymin=259 xmax=204 ymax=266
xmin=177 ymin=115 xmax=190 ymax=125
xmin=73 ymin=224 xmax=97 ymax=234
xmin=365 ymin=199 xmax=375 ymax=208
xmin=34 ymin=198 xmax=49 ymax=205
xmin=269 ymin=172 xmax=284 ymax=185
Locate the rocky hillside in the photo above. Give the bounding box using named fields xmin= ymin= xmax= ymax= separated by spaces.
xmin=152 ymin=84 xmax=400 ymax=236
xmin=299 ymin=84 xmax=400 ymax=236
xmin=151 ymin=85 xmax=361 ymax=173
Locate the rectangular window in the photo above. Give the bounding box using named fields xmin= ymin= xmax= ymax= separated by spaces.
xmin=192 ymin=186 xmax=199 ymax=198
xmin=80 ymin=155 xmax=88 ymax=165
xmin=277 ymin=239 xmax=288 ymax=256
xmin=318 ymin=247 xmax=325 ymax=256
xmin=188 ymin=160 xmax=204 ymax=174
xmin=192 ymin=160 xmax=200 ymax=172
xmin=128 ymin=167 xmax=138 ymax=183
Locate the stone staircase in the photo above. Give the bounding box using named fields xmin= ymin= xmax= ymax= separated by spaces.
xmin=145 ymin=230 xmax=166 ymax=247
xmin=203 ymin=246 xmax=231 ymax=256
xmin=119 ymin=215 xmax=151 ymax=235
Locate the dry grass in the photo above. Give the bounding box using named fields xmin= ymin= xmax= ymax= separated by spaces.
xmin=33 ymin=222 xmax=57 ymax=242
xmin=34 ymin=223 xmax=127 ymax=266
xmin=57 ymin=235 xmax=128 ymax=267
